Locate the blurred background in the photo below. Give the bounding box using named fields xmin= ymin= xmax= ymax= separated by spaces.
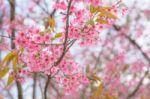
xmin=0 ymin=0 xmax=150 ymax=99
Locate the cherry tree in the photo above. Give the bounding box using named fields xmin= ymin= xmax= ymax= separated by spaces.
xmin=0 ymin=0 xmax=150 ymax=99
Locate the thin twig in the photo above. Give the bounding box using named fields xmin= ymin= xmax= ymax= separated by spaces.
xmin=34 ymin=0 xmax=49 ymax=15
xmin=54 ymin=0 xmax=73 ymax=66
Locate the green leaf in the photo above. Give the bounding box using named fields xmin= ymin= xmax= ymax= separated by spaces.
xmin=90 ymin=5 xmax=99 ymax=13
xmin=7 ymin=74 xmax=14 ymax=86
xmin=48 ymin=17 xmax=55 ymax=32
xmin=96 ymin=19 xmax=108 ymax=24
xmin=0 ymin=67 xmax=9 ymax=79
xmin=90 ymin=6 xmax=111 ymax=14
xmin=0 ymin=52 xmax=15 ymax=67
xmin=12 ymin=56 xmax=18 ymax=72
xmin=91 ymin=84 xmax=103 ymax=99
xmin=92 ymin=74 xmax=101 ymax=81
xmin=87 ymin=19 xmax=95 ymax=25
xmin=99 ymin=12 xmax=118 ymax=19
xmin=98 ymin=7 xmax=110 ymax=12
xmin=55 ymin=33 xmax=63 ymax=38
xmin=52 ymin=33 xmax=63 ymax=40
xmin=19 ymin=47 xmax=24 ymax=53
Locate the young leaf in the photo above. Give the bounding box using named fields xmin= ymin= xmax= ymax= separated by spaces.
xmin=48 ymin=17 xmax=55 ymax=32
xmin=55 ymin=33 xmax=63 ymax=38
xmin=98 ymin=7 xmax=110 ymax=12
xmin=52 ymin=32 xmax=63 ymax=40
xmin=7 ymin=74 xmax=14 ymax=86
xmin=90 ymin=5 xmax=98 ymax=13
xmin=0 ymin=67 xmax=9 ymax=79
xmin=122 ymin=64 xmax=129 ymax=72
xmin=91 ymin=84 xmax=103 ymax=99
xmin=96 ymin=19 xmax=108 ymax=24
xmin=99 ymin=12 xmax=118 ymax=19
xmin=19 ymin=47 xmax=24 ymax=53
xmin=105 ymin=92 xmax=116 ymax=99
xmin=97 ymin=84 xmax=103 ymax=95
xmin=87 ymin=19 xmax=95 ymax=25
xmin=92 ymin=75 xmax=101 ymax=81
xmin=0 ymin=52 xmax=15 ymax=67
xmin=12 ymin=56 xmax=18 ymax=72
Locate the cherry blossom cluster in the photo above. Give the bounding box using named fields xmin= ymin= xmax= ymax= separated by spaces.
xmin=0 ymin=0 xmax=129 ymax=98
xmin=15 ymin=28 xmax=58 ymax=72
xmin=55 ymin=60 xmax=89 ymax=93
xmin=14 ymin=27 xmax=89 ymax=93
xmin=11 ymin=0 xmax=126 ymax=95
xmin=54 ymin=0 xmax=126 ymax=46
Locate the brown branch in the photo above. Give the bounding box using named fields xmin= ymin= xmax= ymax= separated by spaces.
xmin=45 ymin=0 xmax=59 ymax=28
xmin=54 ymin=0 xmax=73 ymax=66
xmin=113 ymin=25 xmax=150 ymax=99
xmin=16 ymin=81 xmax=23 ymax=99
xmin=50 ymin=81 xmax=62 ymax=98
xmin=42 ymin=1 xmax=60 ymax=98
xmin=125 ymin=35 xmax=150 ymax=99
xmin=44 ymin=75 xmax=51 ymax=99
xmin=0 ymin=34 xmax=14 ymax=39
xmin=65 ymin=39 xmax=76 ymax=52
xmin=8 ymin=0 xmax=23 ymax=99
xmin=39 ymin=78 xmax=44 ymax=99
xmin=9 ymin=0 xmax=15 ymax=49
xmin=34 ymin=0 xmax=49 ymax=15
xmin=32 ymin=73 xmax=37 ymax=99
xmin=43 ymin=1 xmax=73 ymax=99
xmin=50 ymin=0 xmax=59 ymax=17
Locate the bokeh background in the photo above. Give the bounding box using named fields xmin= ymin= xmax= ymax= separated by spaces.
xmin=0 ymin=0 xmax=150 ymax=99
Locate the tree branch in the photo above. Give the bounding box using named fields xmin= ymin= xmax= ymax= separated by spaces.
xmin=8 ymin=0 xmax=23 ymax=99
xmin=125 ymin=35 xmax=150 ymax=99
xmin=44 ymin=75 xmax=51 ymax=99
xmin=113 ymin=25 xmax=150 ymax=99
xmin=43 ymin=1 xmax=73 ymax=99
xmin=32 ymin=73 xmax=37 ymax=99
xmin=54 ymin=0 xmax=73 ymax=66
